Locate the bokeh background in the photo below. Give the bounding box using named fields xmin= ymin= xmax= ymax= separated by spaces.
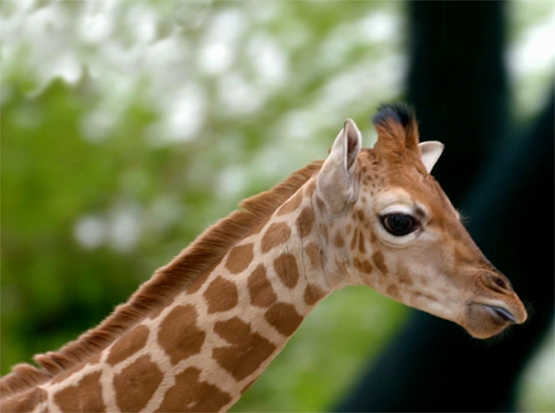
xmin=1 ymin=1 xmax=553 ymax=412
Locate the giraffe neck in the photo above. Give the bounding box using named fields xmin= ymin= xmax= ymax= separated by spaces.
xmin=150 ymin=179 xmax=335 ymax=411
xmin=31 ymin=179 xmax=343 ymax=413
xmin=4 ymin=176 xmax=394 ymax=413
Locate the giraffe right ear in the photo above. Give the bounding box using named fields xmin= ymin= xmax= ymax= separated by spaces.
xmin=317 ymin=119 xmax=362 ymax=213
xmin=418 ymin=141 xmax=444 ymax=173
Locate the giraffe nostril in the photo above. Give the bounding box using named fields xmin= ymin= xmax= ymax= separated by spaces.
xmin=481 ymin=272 xmax=513 ymax=293
xmin=493 ymin=276 xmax=507 ymax=289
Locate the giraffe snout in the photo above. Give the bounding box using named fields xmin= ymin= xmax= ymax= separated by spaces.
xmin=459 ymin=270 xmax=528 ymax=338
xmin=478 ymin=271 xmax=527 ymax=323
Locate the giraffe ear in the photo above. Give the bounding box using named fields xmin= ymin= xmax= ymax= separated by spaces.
xmin=418 ymin=141 xmax=444 ymax=173
xmin=317 ymin=119 xmax=362 ymax=213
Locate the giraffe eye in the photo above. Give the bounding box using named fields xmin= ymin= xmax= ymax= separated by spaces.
xmin=381 ymin=213 xmax=419 ymax=236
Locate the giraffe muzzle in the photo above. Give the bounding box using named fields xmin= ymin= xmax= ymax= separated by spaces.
xmin=463 ymin=299 xmax=527 ymax=338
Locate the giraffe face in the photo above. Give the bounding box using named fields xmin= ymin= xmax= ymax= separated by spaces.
xmin=317 ymin=107 xmax=527 ymax=339
xmin=357 ymin=156 xmax=527 ymax=339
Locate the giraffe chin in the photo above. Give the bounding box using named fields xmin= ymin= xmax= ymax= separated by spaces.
xmin=462 ymin=302 xmax=524 ymax=339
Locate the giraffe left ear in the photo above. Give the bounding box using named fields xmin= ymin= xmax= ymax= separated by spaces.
xmin=418 ymin=141 xmax=444 ymax=173
xmin=317 ymin=119 xmax=362 ymax=213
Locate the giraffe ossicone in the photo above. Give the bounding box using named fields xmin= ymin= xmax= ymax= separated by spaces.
xmin=1 ymin=104 xmax=527 ymax=413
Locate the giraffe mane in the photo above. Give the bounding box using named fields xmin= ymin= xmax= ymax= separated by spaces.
xmin=0 ymin=160 xmax=324 ymax=398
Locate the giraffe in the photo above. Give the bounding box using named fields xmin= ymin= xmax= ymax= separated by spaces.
xmin=1 ymin=104 xmax=527 ymax=413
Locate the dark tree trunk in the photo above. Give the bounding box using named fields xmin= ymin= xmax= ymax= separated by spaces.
xmin=407 ymin=1 xmax=508 ymax=205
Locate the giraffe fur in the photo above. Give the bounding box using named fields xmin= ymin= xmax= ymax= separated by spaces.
xmin=1 ymin=105 xmax=527 ymax=412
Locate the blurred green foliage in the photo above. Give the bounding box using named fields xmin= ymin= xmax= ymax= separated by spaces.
xmin=1 ymin=1 xmax=553 ymax=411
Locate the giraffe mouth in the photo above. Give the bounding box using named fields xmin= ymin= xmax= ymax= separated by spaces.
xmin=483 ymin=305 xmax=516 ymax=324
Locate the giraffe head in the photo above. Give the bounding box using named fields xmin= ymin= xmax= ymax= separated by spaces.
xmin=316 ymin=104 xmax=527 ymax=339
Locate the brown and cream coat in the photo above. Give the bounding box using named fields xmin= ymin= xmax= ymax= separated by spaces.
xmin=1 ymin=104 xmax=527 ymax=412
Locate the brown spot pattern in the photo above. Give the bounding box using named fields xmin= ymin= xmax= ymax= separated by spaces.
xmin=158 ymin=304 xmax=206 ymax=365
xmin=54 ymin=372 xmax=106 ymax=413
xmin=386 ymin=284 xmax=399 ymax=298
xmin=264 ymin=303 xmax=304 ymax=336
xmin=304 ymin=243 xmax=320 ymax=268
xmin=261 ymin=223 xmax=291 ymax=253
xmin=106 ymin=324 xmax=149 ymax=366
xmin=203 ymin=276 xmax=239 ymax=314
xmin=273 ymin=253 xmax=300 ymax=289
xmin=315 ymin=197 xmax=326 ymax=213
xmin=247 ymin=264 xmax=278 ymax=308
xmin=372 ymin=251 xmax=388 ymax=275
xmin=156 ymin=367 xmax=232 ymax=412
xmin=334 ymin=232 xmax=345 ymax=248
xmin=350 ymin=229 xmax=358 ymax=251
xmin=358 ymin=231 xmax=366 ymax=253
xmin=225 ymin=243 xmax=254 ymax=274
xmin=213 ymin=317 xmax=276 ymax=381
xmin=296 ymin=207 xmax=314 ymax=238
xmin=354 ymin=258 xmax=373 ymax=274
xmin=113 ymin=355 xmax=163 ymax=412
xmin=277 ymin=190 xmax=303 ymax=216
xmin=304 ymin=283 xmax=326 ymax=305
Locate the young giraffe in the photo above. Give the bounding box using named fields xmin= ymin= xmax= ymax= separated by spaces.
xmin=1 ymin=104 xmax=527 ymax=413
